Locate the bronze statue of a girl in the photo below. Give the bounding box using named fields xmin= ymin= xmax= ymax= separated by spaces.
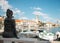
xmin=2 ymin=9 xmax=18 ymax=38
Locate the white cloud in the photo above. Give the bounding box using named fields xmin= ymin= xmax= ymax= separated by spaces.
xmin=32 ymin=18 xmax=37 ymax=21
xmin=13 ymin=8 xmax=24 ymax=15
xmin=0 ymin=0 xmax=24 ymax=14
xmin=20 ymin=16 xmax=28 ymax=20
xmin=31 ymin=7 xmax=42 ymax=11
xmin=0 ymin=0 xmax=12 ymax=12
xmin=32 ymin=11 xmax=53 ymax=22
xmin=33 ymin=7 xmax=42 ymax=10
xmin=12 ymin=8 xmax=25 ymax=19
xmin=32 ymin=11 xmax=42 ymax=15
xmin=0 ymin=0 xmax=26 ymax=19
xmin=0 ymin=0 xmax=24 ymax=15
xmin=31 ymin=7 xmax=54 ymax=22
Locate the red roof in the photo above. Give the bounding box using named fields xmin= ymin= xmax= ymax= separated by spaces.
xmin=15 ymin=20 xmax=23 ymax=22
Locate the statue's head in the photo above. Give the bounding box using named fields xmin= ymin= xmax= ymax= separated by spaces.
xmin=6 ymin=9 xmax=13 ymax=18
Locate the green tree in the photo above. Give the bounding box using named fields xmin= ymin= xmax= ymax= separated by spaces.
xmin=0 ymin=21 xmax=3 ymax=29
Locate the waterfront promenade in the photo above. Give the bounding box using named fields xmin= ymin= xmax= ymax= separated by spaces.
xmin=0 ymin=38 xmax=50 ymax=43
xmin=0 ymin=37 xmax=60 ymax=43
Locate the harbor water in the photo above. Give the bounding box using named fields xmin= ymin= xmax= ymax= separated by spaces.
xmin=49 ymin=27 xmax=60 ymax=34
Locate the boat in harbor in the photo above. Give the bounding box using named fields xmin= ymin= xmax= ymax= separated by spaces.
xmin=17 ymin=28 xmax=56 ymax=41
xmin=17 ymin=29 xmax=39 ymax=38
xmin=39 ymin=30 xmax=55 ymax=41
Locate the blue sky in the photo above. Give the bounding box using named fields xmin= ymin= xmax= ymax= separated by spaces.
xmin=0 ymin=0 xmax=60 ymax=23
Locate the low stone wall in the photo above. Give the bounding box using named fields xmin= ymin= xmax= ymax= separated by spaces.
xmin=0 ymin=40 xmax=3 ymax=43
xmin=0 ymin=38 xmax=50 ymax=43
xmin=51 ymin=41 xmax=60 ymax=43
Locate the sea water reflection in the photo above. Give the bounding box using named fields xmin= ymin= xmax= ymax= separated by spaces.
xmin=49 ymin=27 xmax=60 ymax=34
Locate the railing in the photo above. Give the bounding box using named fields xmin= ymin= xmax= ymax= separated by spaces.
xmin=0 ymin=38 xmax=50 ymax=43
